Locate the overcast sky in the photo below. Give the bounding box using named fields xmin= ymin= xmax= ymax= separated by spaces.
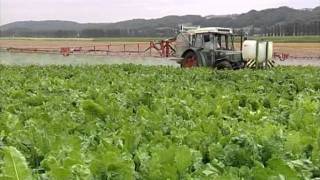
xmin=0 ymin=0 xmax=319 ymax=25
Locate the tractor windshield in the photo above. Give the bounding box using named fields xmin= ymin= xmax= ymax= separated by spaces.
xmin=215 ymin=34 xmax=233 ymax=50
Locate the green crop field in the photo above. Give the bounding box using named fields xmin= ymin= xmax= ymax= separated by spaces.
xmin=0 ymin=65 xmax=320 ymax=179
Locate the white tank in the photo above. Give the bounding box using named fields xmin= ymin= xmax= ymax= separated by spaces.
xmin=242 ymin=40 xmax=273 ymax=64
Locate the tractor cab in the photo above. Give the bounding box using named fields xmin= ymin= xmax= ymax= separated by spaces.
xmin=176 ymin=26 xmax=244 ymax=69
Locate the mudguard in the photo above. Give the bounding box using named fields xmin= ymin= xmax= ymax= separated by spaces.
xmin=181 ymin=48 xmax=207 ymax=67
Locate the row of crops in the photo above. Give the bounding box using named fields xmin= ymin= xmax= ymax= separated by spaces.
xmin=0 ymin=65 xmax=320 ymax=179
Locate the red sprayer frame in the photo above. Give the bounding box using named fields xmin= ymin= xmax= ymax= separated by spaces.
xmin=5 ymin=39 xmax=176 ymax=58
xmin=3 ymin=39 xmax=318 ymax=61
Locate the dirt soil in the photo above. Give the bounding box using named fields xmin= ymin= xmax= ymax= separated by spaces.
xmin=0 ymin=39 xmax=152 ymax=55
xmin=1 ymin=39 xmax=319 ymax=66
xmin=1 ymin=39 xmax=319 ymax=56
xmin=0 ymin=39 xmax=147 ymax=48
xmin=273 ymin=43 xmax=320 ymax=58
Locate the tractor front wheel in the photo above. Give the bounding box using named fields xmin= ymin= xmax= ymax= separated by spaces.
xmin=216 ymin=60 xmax=232 ymax=70
xmin=181 ymin=51 xmax=198 ymax=68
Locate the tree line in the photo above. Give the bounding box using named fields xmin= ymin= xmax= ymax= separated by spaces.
xmin=1 ymin=21 xmax=319 ymax=37
xmin=0 ymin=28 xmax=175 ymax=38
xmin=258 ymin=21 xmax=320 ymax=36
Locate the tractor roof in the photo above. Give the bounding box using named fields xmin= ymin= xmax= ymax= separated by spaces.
xmin=187 ymin=27 xmax=233 ymax=35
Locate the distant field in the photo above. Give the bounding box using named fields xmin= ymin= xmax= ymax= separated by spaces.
xmin=0 ymin=37 xmax=94 ymax=41
xmin=251 ymin=35 xmax=320 ymax=43
xmin=1 ymin=35 xmax=319 ymax=43
xmin=0 ymin=37 xmax=165 ymax=42
xmin=1 ymin=38 xmax=319 ymax=58
xmin=92 ymin=37 xmax=166 ymax=42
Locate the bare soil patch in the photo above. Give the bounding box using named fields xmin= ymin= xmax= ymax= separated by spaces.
xmin=1 ymin=39 xmax=319 ymax=66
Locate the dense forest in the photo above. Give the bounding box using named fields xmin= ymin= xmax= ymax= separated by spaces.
xmin=1 ymin=6 xmax=319 ymax=37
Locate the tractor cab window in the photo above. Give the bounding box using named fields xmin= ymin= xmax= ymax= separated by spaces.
xmin=215 ymin=34 xmax=233 ymax=50
xmin=203 ymin=34 xmax=210 ymax=42
xmin=194 ymin=34 xmax=203 ymax=48
xmin=191 ymin=35 xmax=196 ymax=46
xmin=203 ymin=34 xmax=213 ymax=49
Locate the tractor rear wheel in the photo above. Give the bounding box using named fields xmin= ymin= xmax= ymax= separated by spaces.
xmin=181 ymin=51 xmax=198 ymax=68
xmin=216 ymin=60 xmax=232 ymax=70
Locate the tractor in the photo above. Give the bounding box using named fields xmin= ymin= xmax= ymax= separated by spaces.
xmin=175 ymin=26 xmax=274 ymax=69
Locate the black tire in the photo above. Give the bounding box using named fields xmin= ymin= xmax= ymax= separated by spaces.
xmin=181 ymin=51 xmax=198 ymax=68
xmin=216 ymin=60 xmax=232 ymax=70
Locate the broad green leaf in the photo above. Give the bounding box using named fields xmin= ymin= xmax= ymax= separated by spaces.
xmin=1 ymin=146 xmax=32 ymax=180
xmin=267 ymin=158 xmax=300 ymax=180
xmin=175 ymin=146 xmax=192 ymax=174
